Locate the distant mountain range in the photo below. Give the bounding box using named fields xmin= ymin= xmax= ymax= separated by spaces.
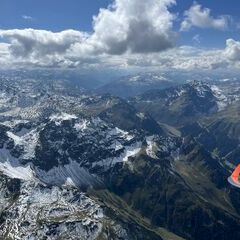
xmin=97 ymin=72 xmax=178 ymax=98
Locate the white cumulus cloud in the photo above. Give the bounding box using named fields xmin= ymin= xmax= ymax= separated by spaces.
xmin=181 ymin=2 xmax=229 ymax=31
xmin=224 ymin=39 xmax=240 ymax=61
xmin=89 ymin=0 xmax=176 ymax=54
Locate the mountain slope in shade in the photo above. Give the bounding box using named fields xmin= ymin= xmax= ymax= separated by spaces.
xmin=181 ymin=103 xmax=240 ymax=166
xmin=100 ymin=135 xmax=240 ymax=240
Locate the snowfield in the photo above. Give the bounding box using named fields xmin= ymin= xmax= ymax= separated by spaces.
xmin=0 ymin=146 xmax=36 ymax=181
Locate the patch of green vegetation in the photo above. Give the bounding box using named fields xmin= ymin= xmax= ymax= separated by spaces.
xmin=89 ymin=189 xmax=185 ymax=240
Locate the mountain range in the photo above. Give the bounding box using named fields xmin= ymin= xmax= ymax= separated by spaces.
xmin=0 ymin=72 xmax=240 ymax=239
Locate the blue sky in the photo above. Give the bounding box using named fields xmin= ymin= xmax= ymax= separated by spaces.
xmin=0 ymin=0 xmax=111 ymax=31
xmin=0 ymin=0 xmax=240 ymax=71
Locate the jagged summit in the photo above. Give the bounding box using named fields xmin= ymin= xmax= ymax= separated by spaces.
xmin=131 ymin=80 xmax=234 ymax=125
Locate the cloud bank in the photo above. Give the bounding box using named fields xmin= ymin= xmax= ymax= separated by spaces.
xmin=0 ymin=29 xmax=87 ymax=58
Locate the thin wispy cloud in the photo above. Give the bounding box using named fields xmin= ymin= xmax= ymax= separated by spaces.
xmin=192 ymin=34 xmax=201 ymax=44
xmin=22 ymin=15 xmax=34 ymax=21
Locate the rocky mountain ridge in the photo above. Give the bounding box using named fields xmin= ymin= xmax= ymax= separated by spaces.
xmin=1 ymin=76 xmax=240 ymax=239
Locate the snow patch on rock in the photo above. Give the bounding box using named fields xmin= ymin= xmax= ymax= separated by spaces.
xmin=50 ymin=113 xmax=77 ymax=125
xmin=74 ymin=119 xmax=90 ymax=132
xmin=146 ymin=136 xmax=158 ymax=159
xmin=94 ymin=142 xmax=142 ymax=168
xmin=211 ymin=85 xmax=228 ymax=111
xmin=0 ymin=147 xmax=35 ymax=181
xmin=7 ymin=128 xmax=39 ymax=159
